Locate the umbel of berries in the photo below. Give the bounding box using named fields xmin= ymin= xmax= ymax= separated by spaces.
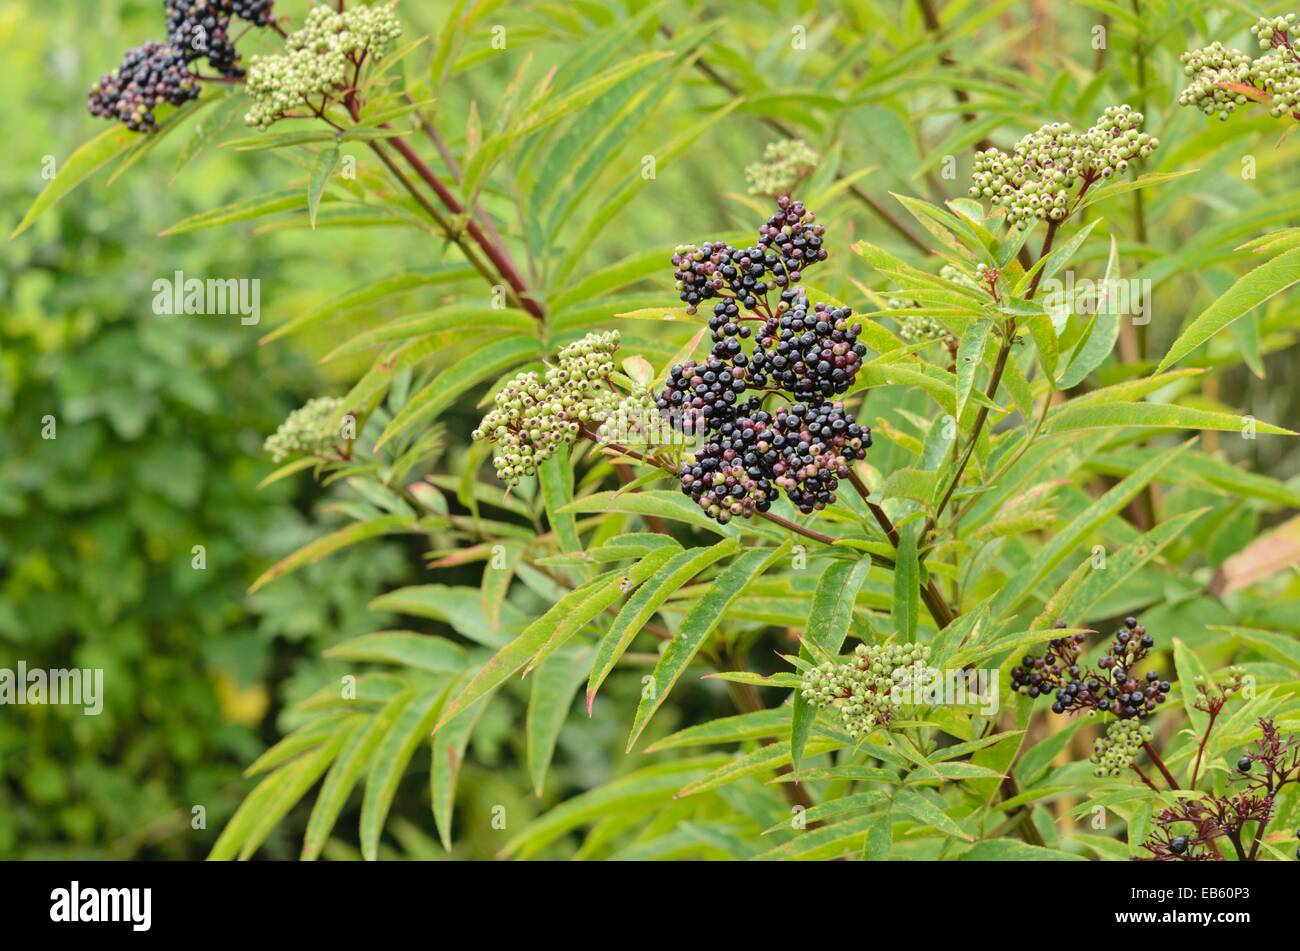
xmin=1179 ymin=15 xmax=1300 ymax=121
xmin=752 ymin=293 xmax=866 ymax=399
xmin=758 ymin=197 xmax=827 ymax=287
xmin=88 ymin=42 xmax=200 ymax=133
xmin=744 ymin=139 xmax=819 ymax=198
xmin=264 ymin=396 xmax=347 ymax=463
xmin=244 ymin=3 xmax=403 ymax=129
xmin=657 ymin=194 xmax=872 ymax=524
xmin=166 ymin=1 xmax=246 ymax=78
xmin=800 ymin=642 xmax=933 ymax=739
xmin=1010 ymin=617 xmax=1170 ymax=720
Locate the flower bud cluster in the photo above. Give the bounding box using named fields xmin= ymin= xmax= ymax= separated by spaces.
xmin=264 ymin=396 xmax=346 ymax=463
xmin=1179 ymin=16 xmax=1300 ymax=120
xmin=800 ymin=642 xmax=933 ymax=738
xmin=968 ymin=106 xmax=1158 ymax=228
xmin=1091 ymin=718 xmax=1153 ymax=778
xmin=473 ymin=332 xmax=621 ymax=485
xmin=744 ymin=138 xmax=820 ymax=197
xmin=245 ymin=3 xmax=403 ymax=128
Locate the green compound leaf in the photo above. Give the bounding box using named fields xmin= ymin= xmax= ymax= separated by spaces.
xmin=248 ymin=514 xmax=422 ymax=593
xmin=324 ymin=631 xmax=469 ymax=674
xmin=954 ymin=318 xmax=993 ymax=423
xmin=10 ymin=126 xmax=137 ymax=239
xmin=586 ymin=539 xmax=740 ymax=713
xmin=1158 ymin=245 xmax=1300 ymax=373
xmin=627 ymin=543 xmax=790 ymax=751
xmin=160 ymin=189 xmax=326 ymax=236
xmin=526 ymin=647 xmax=591 ymax=796
xmin=301 ymin=702 xmax=406 ymax=861
xmin=1044 ymin=401 xmax=1295 ymax=437
xmin=360 ymin=686 xmax=449 ymax=861
xmin=991 ymin=440 xmax=1194 ymax=617
xmin=308 ymin=144 xmax=339 ymax=230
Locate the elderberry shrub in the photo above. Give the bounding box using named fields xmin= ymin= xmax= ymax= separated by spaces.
xmin=87 ymin=42 xmax=200 ymax=133
xmin=659 ymin=196 xmax=872 ymax=522
xmin=1010 ymin=616 xmax=1170 ymax=720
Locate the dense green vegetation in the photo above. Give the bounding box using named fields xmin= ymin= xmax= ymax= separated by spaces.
xmin=5 ymin=0 xmax=1300 ymax=861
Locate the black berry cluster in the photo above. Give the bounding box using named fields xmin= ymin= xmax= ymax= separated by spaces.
xmin=679 ymin=428 xmax=779 ymax=523
xmin=751 ymin=296 xmax=865 ymax=399
xmin=657 ymin=196 xmax=871 ymax=523
xmin=88 ymin=0 xmax=276 ymax=131
xmin=230 ymin=0 xmax=275 ymax=27
xmin=87 ymin=42 xmax=200 ymax=133
xmin=165 ymin=1 xmax=244 ymax=77
xmin=768 ymin=402 xmax=868 ymax=514
xmin=1010 ymin=617 xmax=1171 ymax=720
xmin=672 ymin=243 xmax=771 ymax=313
xmin=656 ymin=358 xmax=754 ymax=434
xmin=757 ymin=198 xmax=827 ymax=287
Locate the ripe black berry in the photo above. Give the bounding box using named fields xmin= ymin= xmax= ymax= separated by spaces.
xmin=1237 ymin=755 xmax=1253 ymax=772
xmin=1170 ymin=835 xmax=1188 ymax=854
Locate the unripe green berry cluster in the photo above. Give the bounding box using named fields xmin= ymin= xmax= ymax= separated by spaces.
xmin=264 ymin=396 xmax=346 ymax=463
xmin=893 ymin=310 xmax=952 ymax=344
xmin=1180 ymin=16 xmax=1300 ymax=121
xmin=800 ymin=642 xmax=933 ymax=739
xmin=968 ymin=105 xmax=1158 ymax=229
xmin=473 ymin=331 xmax=622 ymax=485
xmin=245 ymin=3 xmax=403 ymax=128
xmin=744 ymin=139 xmax=820 ymax=197
xmin=594 ymin=391 xmax=665 ymax=446
xmin=1090 ymin=718 xmax=1152 ymax=778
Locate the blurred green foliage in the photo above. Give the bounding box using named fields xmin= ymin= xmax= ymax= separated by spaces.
xmin=0 ymin=0 xmax=413 ymax=858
